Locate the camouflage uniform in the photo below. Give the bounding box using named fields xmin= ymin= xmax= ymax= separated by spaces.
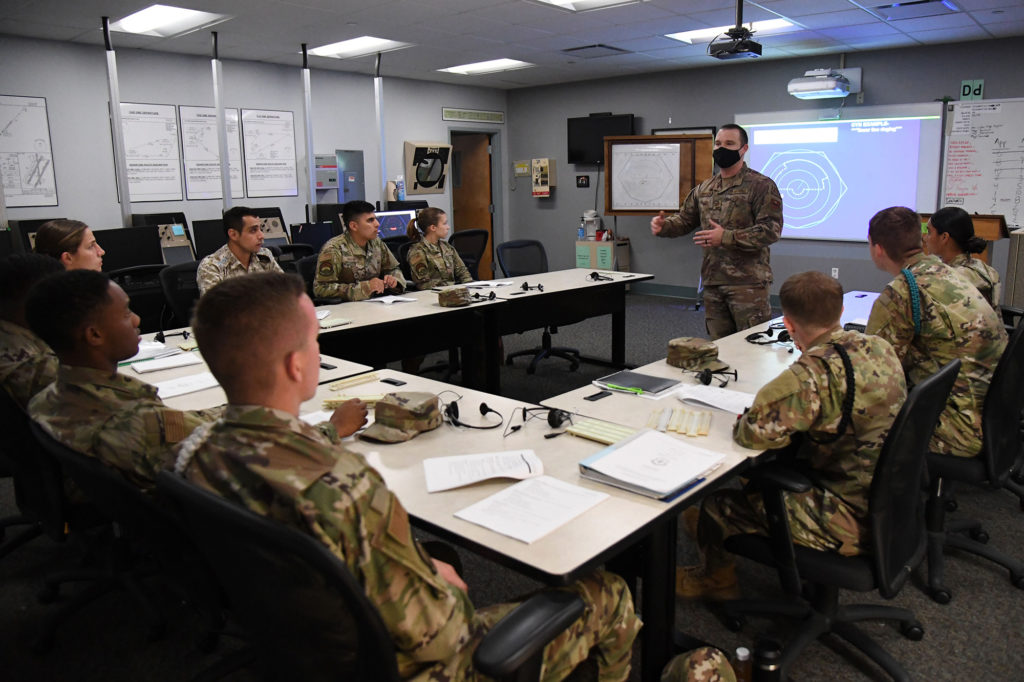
xmin=657 ymin=164 xmax=783 ymax=340
xmin=661 ymin=647 xmax=737 ymax=682
xmin=197 ymin=243 xmax=283 ymax=295
xmin=0 ymin=318 xmax=58 ymax=409
xmin=698 ymin=328 xmax=907 ymax=570
xmin=949 ymin=252 xmax=1001 ymax=309
xmin=28 ymin=365 xmax=222 ymax=490
xmin=313 ymin=232 xmax=406 ymax=301
xmin=178 ymin=405 xmax=641 ymax=681
xmin=407 ymin=239 xmax=472 ymax=290
xmin=866 ymin=253 xmax=1007 ymax=457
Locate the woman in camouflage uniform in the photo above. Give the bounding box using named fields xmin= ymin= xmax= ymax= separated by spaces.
xmin=923 ymin=206 xmax=1001 ymax=308
xmin=405 ymin=207 xmax=473 ymax=289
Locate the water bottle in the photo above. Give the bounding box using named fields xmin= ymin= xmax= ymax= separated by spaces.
xmin=752 ymin=639 xmax=782 ymax=681
xmin=734 ymin=646 xmax=752 ymax=682
xmin=578 ymin=218 xmax=586 ymax=240
xmin=395 ymin=174 xmax=406 ymax=201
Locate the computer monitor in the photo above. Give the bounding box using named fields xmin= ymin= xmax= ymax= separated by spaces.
xmin=191 ymin=219 xmax=227 ymax=260
xmin=375 ymin=210 xmax=416 ymax=239
xmin=98 ymin=225 xmax=164 ymax=272
xmin=290 ymin=222 xmax=337 ymax=252
xmin=386 ymin=200 xmax=428 ymax=211
xmin=132 ymin=212 xmax=193 ymax=252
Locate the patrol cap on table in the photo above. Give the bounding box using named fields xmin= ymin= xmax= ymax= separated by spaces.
xmin=438 ymin=285 xmax=470 ymax=307
xmin=666 ymin=337 xmax=729 ymax=372
xmin=360 ymin=392 xmax=442 ymax=443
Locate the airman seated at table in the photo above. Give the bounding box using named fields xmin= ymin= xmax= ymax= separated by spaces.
xmin=405 ymin=207 xmax=472 ymax=289
xmin=678 ymin=271 xmax=907 ymax=599
xmin=33 ymin=218 xmax=105 ymax=271
xmin=175 ymin=272 xmax=641 ymax=681
xmin=923 ymin=206 xmax=1001 ymax=308
xmin=197 ymin=205 xmax=283 ymax=296
xmin=866 ymin=206 xmax=1007 ymax=458
xmin=313 ymin=200 xmax=406 ymax=301
xmin=0 ymin=254 xmax=63 ymax=409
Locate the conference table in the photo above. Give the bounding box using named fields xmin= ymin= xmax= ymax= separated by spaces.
xmin=313 ymin=268 xmax=653 ymax=393
xmin=301 ymin=367 xmax=748 ymax=682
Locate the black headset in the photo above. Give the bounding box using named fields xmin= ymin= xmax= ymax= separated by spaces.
xmin=806 ymin=343 xmax=856 ymax=444
xmin=504 ymin=406 xmax=571 ymax=436
xmin=520 ymin=281 xmax=544 ymax=292
xmin=443 ymin=399 xmax=503 ymax=430
xmin=587 ymin=271 xmax=612 ymax=281
xmin=470 ymin=290 xmax=496 ymax=302
xmin=695 ymin=367 xmax=738 ymax=387
xmin=745 ymin=322 xmax=792 ymax=351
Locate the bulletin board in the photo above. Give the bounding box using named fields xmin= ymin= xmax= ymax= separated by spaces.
xmin=604 ymin=134 xmax=713 ymax=216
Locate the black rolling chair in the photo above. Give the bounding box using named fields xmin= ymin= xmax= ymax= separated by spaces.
xmin=495 ymin=240 xmax=580 ymax=374
xmin=296 ymin=253 xmax=319 ymax=300
xmin=156 ymin=471 xmax=585 ymax=682
xmin=719 ymin=359 xmax=961 ymax=682
xmin=109 ymin=264 xmax=169 ymax=334
xmin=382 ymin=235 xmax=409 ymax=262
xmin=396 ymin=240 xmax=415 ymax=288
xmin=450 ymin=229 xmax=490 ymax=280
xmin=274 ymin=243 xmax=316 ymax=273
xmin=0 ymin=391 xmax=49 ymax=561
xmin=924 ymin=323 xmax=1024 ymax=602
xmin=159 ymin=260 xmax=201 ymax=328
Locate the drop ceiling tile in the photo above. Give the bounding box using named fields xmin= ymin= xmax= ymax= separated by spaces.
xmin=887 ymin=12 xmax=982 ymax=32
xmin=758 ymin=0 xmax=856 ymax=17
xmin=819 ymin=22 xmax=902 ymax=39
xmin=984 ymin=18 xmax=1024 ymax=35
xmin=971 ymin=5 xmax=1024 ymax=23
xmin=912 ymin=24 xmax=992 ymax=41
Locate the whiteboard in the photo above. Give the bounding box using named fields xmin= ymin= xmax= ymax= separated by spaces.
xmin=119 ymin=102 xmax=184 ymax=202
xmin=179 ymin=105 xmax=245 ymax=200
xmin=241 ymin=109 xmax=298 ymax=198
xmin=0 ymin=94 xmax=57 ymax=207
xmin=942 ymin=98 xmax=1024 ymax=229
xmin=610 ymin=142 xmax=681 ymax=211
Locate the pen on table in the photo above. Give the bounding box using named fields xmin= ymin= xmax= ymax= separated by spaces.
xmin=320 ymin=359 xmax=337 ymax=369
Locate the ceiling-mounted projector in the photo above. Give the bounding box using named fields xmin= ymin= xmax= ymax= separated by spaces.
xmin=788 ymin=68 xmax=862 ymax=99
xmin=709 ymin=26 xmax=762 ymax=60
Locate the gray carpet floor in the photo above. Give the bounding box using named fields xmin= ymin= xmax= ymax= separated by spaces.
xmin=2 ymin=293 xmax=1022 ymax=681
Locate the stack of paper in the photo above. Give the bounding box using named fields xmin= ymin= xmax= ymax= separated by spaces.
xmin=676 ymin=384 xmax=755 ymax=414
xmin=423 ymin=450 xmax=543 ymax=492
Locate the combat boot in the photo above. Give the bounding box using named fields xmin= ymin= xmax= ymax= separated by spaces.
xmin=675 ymin=564 xmax=740 ymax=600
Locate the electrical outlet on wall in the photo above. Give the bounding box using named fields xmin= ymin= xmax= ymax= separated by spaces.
xmin=831 ymin=267 xmax=839 ymax=278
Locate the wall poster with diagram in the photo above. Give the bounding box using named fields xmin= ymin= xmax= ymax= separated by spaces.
xmin=1 ymin=94 xmax=58 ymax=207
xmin=604 ymin=134 xmax=714 ymax=216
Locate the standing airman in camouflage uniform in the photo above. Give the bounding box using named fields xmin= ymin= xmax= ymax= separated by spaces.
xmin=197 ymin=206 xmax=283 ymax=296
xmin=678 ymin=272 xmax=907 ymax=599
xmin=651 ymin=124 xmax=783 ymax=340
xmin=179 ymin=273 xmax=642 ymax=681
xmin=867 ymin=206 xmax=1007 ymax=458
xmin=923 ymin=205 xmax=1001 ymax=308
xmin=405 ymin=207 xmax=473 ymax=290
xmin=0 ymin=254 xmax=63 ymax=408
xmin=314 ymin=200 xmax=406 ymax=301
xmin=24 ymin=270 xmax=222 ymax=490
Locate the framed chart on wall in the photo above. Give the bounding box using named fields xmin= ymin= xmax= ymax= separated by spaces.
xmin=118 ymin=102 xmax=184 ymax=202
xmin=0 ymin=94 xmax=58 ymax=207
xmin=179 ymin=105 xmax=245 ymax=200
xmin=604 ymin=134 xmax=714 ymax=216
xmin=241 ymin=109 xmax=298 ymax=198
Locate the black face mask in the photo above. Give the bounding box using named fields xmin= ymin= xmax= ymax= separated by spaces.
xmin=713 ymin=146 xmax=742 ymax=169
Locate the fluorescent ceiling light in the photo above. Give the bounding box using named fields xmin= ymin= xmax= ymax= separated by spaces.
xmin=110 ymin=4 xmax=230 ymax=37
xmin=666 ymin=18 xmax=794 ymax=44
xmin=529 ymin=0 xmax=647 ymax=11
xmin=308 ymin=36 xmax=412 ymax=59
xmin=438 ymin=59 xmax=534 ymax=75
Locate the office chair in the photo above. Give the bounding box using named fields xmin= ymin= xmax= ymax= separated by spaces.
xmin=382 ymin=235 xmax=409 ymax=262
xmin=274 ymin=243 xmax=316 ymax=272
xmin=0 ymin=393 xmax=46 ymax=561
xmin=450 ymin=229 xmax=490 ymax=280
xmin=108 ymin=264 xmax=169 ymax=334
xmin=159 ymin=260 xmax=201 ymax=328
xmin=718 ymin=359 xmax=961 ymax=682
xmin=924 ymin=323 xmax=1024 ymax=603
xmin=495 ymin=240 xmax=580 ymax=374
xmin=396 ymin=240 xmax=415 ymax=288
xmin=156 ymin=471 xmax=586 ymax=682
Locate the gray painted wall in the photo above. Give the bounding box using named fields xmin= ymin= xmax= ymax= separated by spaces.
xmin=505 ymin=37 xmax=1024 ymax=296
xmin=1 ymin=35 xmax=508 ymax=235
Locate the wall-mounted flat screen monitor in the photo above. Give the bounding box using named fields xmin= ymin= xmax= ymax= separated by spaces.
xmin=375 ymin=210 xmax=416 ymax=239
xmin=98 ymin=225 xmax=163 ymax=272
xmin=737 ymin=102 xmax=943 ymax=242
xmin=567 ymin=113 xmax=635 ymax=165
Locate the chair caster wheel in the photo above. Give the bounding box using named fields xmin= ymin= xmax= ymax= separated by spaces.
xmin=1011 ymin=573 xmax=1024 ymax=589
xmin=944 ymin=499 xmax=958 ymax=513
xmin=901 ymin=623 xmax=924 ymax=641
xmin=929 ymin=588 xmax=952 ymax=604
xmin=969 ymin=528 xmax=989 ymax=544
xmin=37 ymin=585 xmax=58 ymax=604
xmin=723 ymin=615 xmax=745 ymax=632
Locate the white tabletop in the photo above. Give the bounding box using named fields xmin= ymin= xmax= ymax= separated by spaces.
xmin=301 ymin=368 xmax=745 ymax=582
xmin=314 ymin=286 xmax=502 ymax=333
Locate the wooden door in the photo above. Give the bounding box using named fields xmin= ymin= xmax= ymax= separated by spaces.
xmin=451 ymin=132 xmax=493 ymax=280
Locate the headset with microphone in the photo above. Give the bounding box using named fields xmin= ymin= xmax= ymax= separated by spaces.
xmin=520 ymin=281 xmax=544 ymax=292
xmin=443 ymin=399 xmax=504 ymax=430
xmin=587 ymin=271 xmax=612 ymax=281
xmin=470 ymin=290 xmax=496 ymax=302
xmin=504 ymin=406 xmax=572 ymax=436
xmin=694 ymin=367 xmax=738 ymax=387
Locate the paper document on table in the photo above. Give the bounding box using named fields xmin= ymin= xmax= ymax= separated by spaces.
xmin=155 ymin=372 xmax=219 ymax=399
xmin=455 ymin=475 xmax=607 ymax=544
xmin=424 ymin=450 xmax=543 ymax=493
xmin=580 ymin=429 xmax=725 ymax=499
xmin=367 ymin=295 xmax=416 ymax=305
xmin=316 ymin=310 xmax=331 ymax=320
xmin=132 ymin=352 xmax=203 ymax=373
xmin=676 ymin=384 xmax=755 ymax=414
xmin=121 ymin=340 xmax=172 ymax=365
xmin=465 ymin=280 xmax=514 ymax=288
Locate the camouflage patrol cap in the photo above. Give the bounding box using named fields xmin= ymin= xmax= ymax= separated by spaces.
xmin=438 ymin=285 xmax=470 ymax=307
xmin=360 ymin=392 xmax=442 ymax=443
xmin=666 ymin=337 xmax=729 ymax=372
xmin=661 ymin=647 xmax=736 ymax=682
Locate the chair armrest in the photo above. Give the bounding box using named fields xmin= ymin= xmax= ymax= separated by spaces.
xmin=752 ymin=463 xmax=813 ymax=494
xmin=748 ymin=463 xmax=812 ymax=595
xmin=1001 ymin=305 xmax=1023 ymax=329
xmin=473 ymin=590 xmax=584 ymax=680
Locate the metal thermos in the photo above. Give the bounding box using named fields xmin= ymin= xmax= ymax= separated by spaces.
xmin=752 ymin=640 xmax=782 ymax=681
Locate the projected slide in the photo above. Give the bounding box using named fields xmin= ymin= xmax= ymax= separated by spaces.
xmin=739 ymin=105 xmax=942 ymax=242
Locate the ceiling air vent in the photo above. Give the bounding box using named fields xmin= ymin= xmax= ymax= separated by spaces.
xmin=873 ymin=0 xmax=960 ymax=21
xmin=561 ymin=44 xmax=631 ymax=59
